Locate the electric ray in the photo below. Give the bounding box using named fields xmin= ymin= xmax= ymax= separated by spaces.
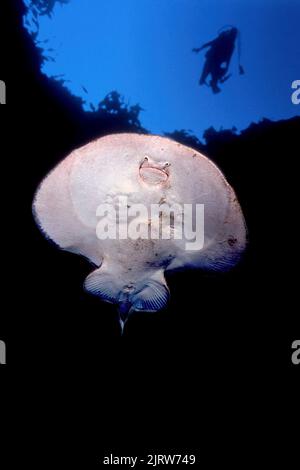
xmin=33 ymin=133 xmax=247 ymax=331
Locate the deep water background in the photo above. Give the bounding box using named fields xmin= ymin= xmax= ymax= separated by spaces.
xmin=22 ymin=0 xmax=300 ymax=135
xmin=1 ymin=0 xmax=299 ymax=466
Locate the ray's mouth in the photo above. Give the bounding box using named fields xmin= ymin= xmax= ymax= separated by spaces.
xmin=139 ymin=166 xmax=169 ymax=185
xmin=139 ymin=156 xmax=170 ymax=185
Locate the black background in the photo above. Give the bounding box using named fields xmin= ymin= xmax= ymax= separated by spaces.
xmin=1 ymin=0 xmax=299 ymax=467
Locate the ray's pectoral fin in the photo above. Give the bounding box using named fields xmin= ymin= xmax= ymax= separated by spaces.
xmin=83 ymin=267 xmax=119 ymax=304
xmin=131 ymin=271 xmax=170 ymax=313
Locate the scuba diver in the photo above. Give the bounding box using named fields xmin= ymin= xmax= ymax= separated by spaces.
xmin=192 ymin=26 xmax=244 ymax=94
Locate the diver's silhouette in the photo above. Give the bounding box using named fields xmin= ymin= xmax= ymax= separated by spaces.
xmin=193 ymin=27 xmax=244 ymax=93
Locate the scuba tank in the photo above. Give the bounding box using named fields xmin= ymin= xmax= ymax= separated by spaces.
xmin=217 ymin=25 xmax=245 ymax=76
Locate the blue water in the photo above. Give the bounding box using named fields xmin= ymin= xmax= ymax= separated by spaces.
xmin=23 ymin=0 xmax=300 ymax=138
